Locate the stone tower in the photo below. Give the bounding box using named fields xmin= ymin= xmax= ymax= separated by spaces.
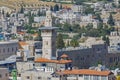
xmin=40 ymin=10 xmax=57 ymax=59
xmin=45 ymin=10 xmax=52 ymax=27
xmin=114 ymin=0 xmax=119 ymax=6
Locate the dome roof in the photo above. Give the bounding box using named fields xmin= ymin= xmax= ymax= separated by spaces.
xmin=60 ymin=54 xmax=69 ymax=58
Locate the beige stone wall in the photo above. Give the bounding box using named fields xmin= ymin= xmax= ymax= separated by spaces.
xmin=21 ymin=71 xmax=54 ymax=80
xmin=16 ymin=62 xmax=34 ymax=74
xmin=0 ymin=68 xmax=9 ymax=80
xmin=35 ymin=62 xmax=66 ymax=72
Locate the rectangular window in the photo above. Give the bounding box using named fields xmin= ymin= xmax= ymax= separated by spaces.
xmin=93 ymin=76 xmax=100 ymax=80
xmin=38 ymin=77 xmax=41 ymax=79
xmin=12 ymin=48 xmax=14 ymax=52
xmin=41 ymin=63 xmax=46 ymax=66
xmin=16 ymin=47 xmax=18 ymax=51
xmin=89 ymin=76 xmax=92 ymax=80
xmin=8 ymin=48 xmax=9 ymax=52
xmin=101 ymin=76 xmax=107 ymax=80
xmin=109 ymin=57 xmax=113 ymax=63
xmin=47 ymin=77 xmax=51 ymax=80
xmin=3 ymin=48 xmax=5 ymax=53
xmin=6 ymin=73 xmax=8 ymax=77
xmin=0 ymin=74 xmax=2 ymax=78
xmin=84 ymin=75 xmax=89 ymax=80
xmin=26 ymin=76 xmax=30 ymax=79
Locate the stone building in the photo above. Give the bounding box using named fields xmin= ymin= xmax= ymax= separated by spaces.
xmin=108 ymin=31 xmax=120 ymax=53
xmin=0 ymin=68 xmax=9 ymax=80
xmin=56 ymin=69 xmax=115 ymax=80
xmin=17 ymin=41 xmax=42 ymax=61
xmin=0 ymin=40 xmax=18 ymax=60
xmin=20 ymin=9 xmax=72 ymax=80
xmin=40 ymin=9 xmax=57 ymax=59
xmin=19 ymin=9 xmax=117 ymax=80
xmin=21 ymin=69 xmax=56 ymax=80
xmin=106 ymin=53 xmax=120 ymax=69
xmin=57 ymin=44 xmax=108 ymax=68
xmin=21 ymin=53 xmax=72 ymax=80
xmin=71 ymin=5 xmax=84 ymax=13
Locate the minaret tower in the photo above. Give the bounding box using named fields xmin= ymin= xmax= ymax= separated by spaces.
xmin=45 ymin=10 xmax=52 ymax=27
xmin=114 ymin=0 xmax=119 ymax=7
xmin=40 ymin=9 xmax=57 ymax=59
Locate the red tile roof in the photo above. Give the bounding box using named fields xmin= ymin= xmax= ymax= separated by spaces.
xmin=57 ymin=60 xmax=72 ymax=64
xmin=17 ymin=32 xmax=25 ymax=35
xmin=35 ymin=58 xmax=58 ymax=63
xmin=35 ymin=58 xmax=72 ymax=64
xmin=57 ymin=69 xmax=113 ymax=76
xmin=19 ymin=41 xmax=28 ymax=46
xmin=60 ymin=54 xmax=69 ymax=58
xmin=32 ymin=33 xmax=38 ymax=37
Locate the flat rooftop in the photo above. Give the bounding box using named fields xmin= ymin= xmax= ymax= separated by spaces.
xmin=0 ymin=40 xmax=18 ymax=44
xmin=39 ymin=27 xmax=58 ymax=30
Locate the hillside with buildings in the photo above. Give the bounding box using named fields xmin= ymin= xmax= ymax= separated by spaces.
xmin=0 ymin=0 xmax=72 ymax=11
xmin=0 ymin=0 xmax=119 ymax=80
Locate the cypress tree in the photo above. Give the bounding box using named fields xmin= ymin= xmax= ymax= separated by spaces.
xmin=56 ymin=34 xmax=65 ymax=49
xmin=96 ymin=14 xmax=103 ymax=22
xmin=54 ymin=4 xmax=59 ymax=12
xmin=20 ymin=6 xmax=24 ymax=13
xmin=107 ymin=14 xmax=115 ymax=26
xmin=50 ymin=6 xmax=53 ymax=11
xmin=60 ymin=4 xmax=62 ymax=10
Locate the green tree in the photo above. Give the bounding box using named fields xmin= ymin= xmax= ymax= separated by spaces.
xmin=106 ymin=37 xmax=110 ymax=46
xmin=2 ymin=9 xmax=4 ymax=15
xmin=50 ymin=6 xmax=53 ymax=11
xmin=60 ymin=4 xmax=62 ymax=10
xmin=86 ymin=29 xmax=100 ymax=37
xmin=97 ymin=22 xmax=103 ymax=30
xmin=37 ymin=10 xmax=41 ymax=16
xmin=70 ymin=39 xmax=79 ymax=47
xmin=85 ymin=23 xmax=93 ymax=30
xmin=102 ymin=36 xmax=110 ymax=46
xmin=20 ymin=6 xmax=24 ymax=13
xmin=107 ymin=14 xmax=115 ymax=26
xmin=84 ymin=6 xmax=94 ymax=14
xmin=29 ymin=15 xmax=34 ymax=25
xmin=112 ymin=3 xmax=117 ymax=8
xmin=72 ymin=24 xmax=81 ymax=32
xmin=75 ymin=0 xmax=84 ymax=5
xmin=6 ymin=12 xmax=10 ymax=17
xmin=62 ymin=23 xmax=72 ymax=32
xmin=66 ymin=40 xmax=70 ymax=47
xmin=56 ymin=34 xmax=65 ymax=49
xmin=96 ymin=14 xmax=103 ymax=22
xmin=34 ymin=30 xmax=42 ymax=41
